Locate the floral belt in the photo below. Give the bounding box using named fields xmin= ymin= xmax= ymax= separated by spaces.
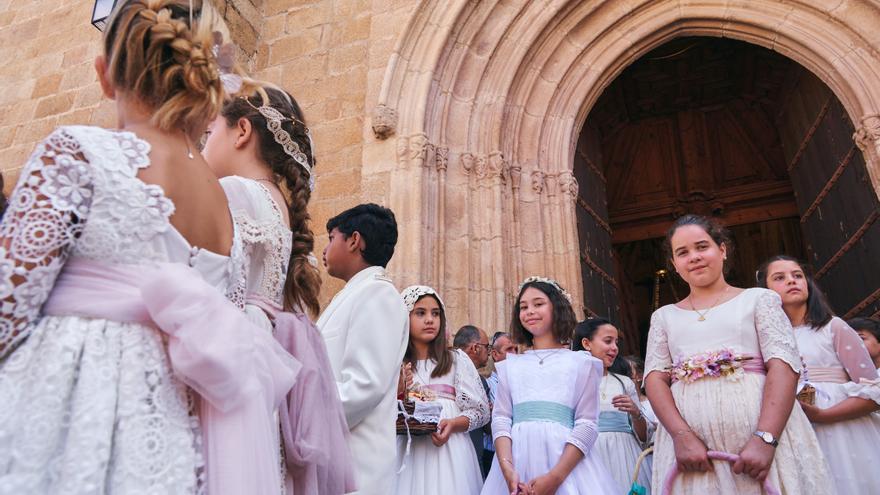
xmin=669 ymin=349 xmax=765 ymax=383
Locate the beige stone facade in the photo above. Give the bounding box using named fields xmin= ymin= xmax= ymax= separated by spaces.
xmin=1 ymin=0 xmax=879 ymax=331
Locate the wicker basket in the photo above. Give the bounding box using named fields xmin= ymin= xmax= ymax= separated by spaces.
xmin=395 ymin=400 xmax=438 ymax=436
xmin=797 ymin=383 xmax=816 ymax=405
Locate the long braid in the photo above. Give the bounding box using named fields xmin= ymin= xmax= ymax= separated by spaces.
xmin=219 ymin=86 xmax=321 ymax=316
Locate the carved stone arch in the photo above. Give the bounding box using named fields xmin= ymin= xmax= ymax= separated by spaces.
xmin=370 ymin=0 xmax=880 ymax=331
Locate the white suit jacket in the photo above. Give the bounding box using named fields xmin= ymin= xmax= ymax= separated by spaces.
xmin=317 ymin=266 xmax=409 ymax=495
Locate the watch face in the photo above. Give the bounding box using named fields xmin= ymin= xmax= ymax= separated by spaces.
xmin=761 ymin=432 xmax=773 ymax=443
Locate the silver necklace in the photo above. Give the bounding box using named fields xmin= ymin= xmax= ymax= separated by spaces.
xmin=534 ymin=347 xmax=565 ymax=365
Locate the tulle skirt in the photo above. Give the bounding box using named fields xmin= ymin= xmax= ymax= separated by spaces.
xmin=651 ymin=374 xmax=835 ymax=495
xmin=595 ymin=430 xmax=651 ymax=494
xmin=811 ymin=381 xmax=880 ymax=494
xmin=480 ymin=421 xmax=618 ymax=495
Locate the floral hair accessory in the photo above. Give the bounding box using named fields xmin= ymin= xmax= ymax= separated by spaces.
xmin=668 ymin=348 xmax=753 ymax=383
xmin=518 ymin=276 xmax=572 ymax=302
xmin=212 ymin=31 xmax=243 ymax=94
xmin=401 ymin=285 xmax=446 ymax=314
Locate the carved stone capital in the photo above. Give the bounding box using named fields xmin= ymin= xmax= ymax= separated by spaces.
xmin=509 ymin=164 xmax=522 ymax=190
xmin=409 ymin=134 xmax=430 ymax=168
xmin=371 ymin=104 xmax=398 ymax=140
xmin=435 ymin=146 xmax=449 ymax=172
xmin=461 ymin=152 xmax=476 ymax=175
xmin=854 ymin=114 xmax=880 ymax=152
xmin=531 ymin=170 xmax=546 ymax=194
xmin=557 ymin=170 xmax=578 ymax=198
xmin=488 ymin=151 xmax=508 ymax=183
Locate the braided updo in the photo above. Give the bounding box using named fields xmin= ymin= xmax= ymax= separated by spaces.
xmin=103 ymin=0 xmax=221 ymax=134
xmin=221 ymin=87 xmax=321 ymax=316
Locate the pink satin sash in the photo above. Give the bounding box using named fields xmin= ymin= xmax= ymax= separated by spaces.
xmin=424 ymin=383 xmax=456 ymax=400
xmin=741 ymin=353 xmax=768 ymax=375
xmin=43 ymin=258 xmax=301 ymax=495
xmin=808 ymin=367 xmax=849 ymax=384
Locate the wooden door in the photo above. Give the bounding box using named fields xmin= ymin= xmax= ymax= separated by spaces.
xmin=573 ymin=123 xmax=641 ymax=351
xmin=779 ymin=74 xmax=880 ymax=318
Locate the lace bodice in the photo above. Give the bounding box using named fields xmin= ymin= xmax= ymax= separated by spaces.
xmin=0 ymin=126 xmax=245 ymax=357
xmin=220 ymin=176 xmax=291 ymax=311
xmin=645 ymin=288 xmax=802 ymax=378
xmin=411 ymin=349 xmax=490 ymax=431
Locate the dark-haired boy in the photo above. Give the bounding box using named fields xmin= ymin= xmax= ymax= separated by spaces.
xmin=316 ymin=203 xmax=409 ymax=495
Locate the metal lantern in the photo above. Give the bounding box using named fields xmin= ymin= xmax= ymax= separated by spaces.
xmin=91 ymin=0 xmax=118 ymax=31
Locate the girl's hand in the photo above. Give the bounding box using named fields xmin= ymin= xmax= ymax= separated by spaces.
xmin=673 ymin=430 xmax=711 ymax=472
xmin=500 ymin=459 xmax=525 ymax=495
xmin=799 ymin=402 xmax=826 ymax=423
xmin=430 ymin=419 xmax=453 ymax=447
xmin=526 ymin=471 xmax=564 ymax=495
xmin=733 ymin=436 xmax=775 ymax=481
xmin=611 ymin=394 xmax=640 ymax=415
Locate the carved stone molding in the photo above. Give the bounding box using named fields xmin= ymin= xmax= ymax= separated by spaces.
xmin=509 ymin=164 xmax=523 ymax=190
xmin=371 ymin=104 xmax=398 ymax=140
xmin=531 ymin=170 xmax=546 ymax=194
xmin=435 ymin=146 xmax=449 ymax=172
xmin=488 ymin=151 xmax=509 ymax=184
xmin=557 ymin=170 xmax=578 ymax=198
xmin=854 ymin=114 xmax=880 ymax=151
xmin=396 ymin=133 xmax=434 ymax=169
xmin=460 ymin=151 xmax=510 ymax=183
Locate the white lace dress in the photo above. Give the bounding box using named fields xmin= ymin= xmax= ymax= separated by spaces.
xmin=795 ymin=317 xmax=880 ymax=493
xmin=0 ymin=126 xmax=245 ymax=494
xmin=394 ymin=349 xmax=490 ymax=495
xmin=595 ymin=373 xmax=651 ymax=494
xmin=645 ymin=288 xmax=835 ymax=494
xmin=220 ymin=176 xmax=291 ymax=492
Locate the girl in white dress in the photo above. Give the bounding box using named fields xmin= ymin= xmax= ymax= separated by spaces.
xmin=573 ymin=319 xmax=651 ymax=493
xmin=644 ymin=214 xmax=834 ymax=494
xmin=0 ymin=2 xmax=298 ymax=493
xmin=482 ymin=277 xmax=617 ymax=495
xmin=394 ymin=285 xmax=489 ymax=495
xmin=758 ymin=255 xmax=880 ymax=493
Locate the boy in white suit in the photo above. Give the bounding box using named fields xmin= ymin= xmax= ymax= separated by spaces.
xmin=317 ymin=204 xmax=409 ymax=495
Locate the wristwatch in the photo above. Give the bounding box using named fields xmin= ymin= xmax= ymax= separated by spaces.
xmin=753 ymin=430 xmax=779 ymax=447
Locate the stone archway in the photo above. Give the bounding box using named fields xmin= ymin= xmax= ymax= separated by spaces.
xmin=367 ymin=0 xmax=880 ymax=331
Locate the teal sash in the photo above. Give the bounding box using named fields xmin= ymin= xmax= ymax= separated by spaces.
xmin=598 ymin=410 xmax=633 ymax=433
xmin=512 ymin=401 xmax=574 ymax=428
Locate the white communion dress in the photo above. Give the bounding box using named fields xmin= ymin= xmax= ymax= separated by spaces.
xmin=480 ymin=349 xmax=618 ymax=495
xmin=645 ymin=288 xmax=835 ymax=494
xmin=794 ymin=317 xmax=880 ymax=494
xmin=394 ymin=349 xmax=489 ymax=495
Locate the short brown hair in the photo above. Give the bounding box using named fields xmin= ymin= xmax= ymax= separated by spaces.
xmin=509 ymin=281 xmax=576 ymax=347
xmin=103 ymin=0 xmax=222 ymax=134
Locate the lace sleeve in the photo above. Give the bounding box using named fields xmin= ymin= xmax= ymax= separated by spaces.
xmin=644 ymin=310 xmax=672 ymax=378
xmin=0 ymin=128 xmax=92 ymax=358
xmin=755 ymin=290 xmax=801 ymax=372
xmin=567 ymin=355 xmax=602 ymax=455
xmin=454 ymin=349 xmax=490 ymax=431
xmin=491 ymin=362 xmax=512 ymax=443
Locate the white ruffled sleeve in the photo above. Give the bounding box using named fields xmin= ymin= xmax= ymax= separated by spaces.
xmin=644 ymin=310 xmax=673 ymax=379
xmin=0 ymin=128 xmax=92 ymax=358
xmin=453 ymin=349 xmax=490 ymax=431
xmin=830 ymin=317 xmax=880 ymax=405
xmin=567 ymin=354 xmax=602 ymax=455
xmin=754 ymin=289 xmax=801 ymax=372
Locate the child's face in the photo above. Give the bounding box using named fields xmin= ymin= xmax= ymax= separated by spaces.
xmin=670 ymin=225 xmax=726 ymax=288
xmin=519 ymin=287 xmax=553 ymax=338
xmin=857 ymin=330 xmax=880 ymax=363
xmin=582 ymin=324 xmax=619 ymax=369
xmin=764 ymin=260 xmax=809 ymax=306
xmin=409 ymin=296 xmax=441 ymax=345
xmin=200 ymin=116 xmax=239 ymax=178
xmin=322 ymin=228 xmax=351 ymax=279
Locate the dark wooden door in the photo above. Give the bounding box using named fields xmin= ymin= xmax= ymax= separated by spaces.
xmin=574 ymin=123 xmax=641 ymax=350
xmin=779 ymin=74 xmax=880 ymax=318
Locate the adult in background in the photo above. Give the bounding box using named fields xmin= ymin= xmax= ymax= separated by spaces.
xmin=454 ymin=324 xmax=492 ymax=476
xmin=317 ymin=204 xmax=409 ymax=495
xmin=484 ymin=332 xmax=518 ymax=473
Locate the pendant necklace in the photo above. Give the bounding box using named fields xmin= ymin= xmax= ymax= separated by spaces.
xmin=600 ymin=375 xmax=610 ymax=400
xmin=689 ymin=286 xmax=729 ymax=322
xmin=535 ymin=347 xmax=564 ymax=365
